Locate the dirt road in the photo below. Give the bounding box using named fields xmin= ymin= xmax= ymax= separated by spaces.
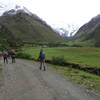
xmin=0 ymin=59 xmax=99 ymax=100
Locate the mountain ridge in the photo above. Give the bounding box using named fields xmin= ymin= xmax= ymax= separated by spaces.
xmin=0 ymin=7 xmax=63 ymax=47
xmin=73 ymin=14 xmax=100 ymax=47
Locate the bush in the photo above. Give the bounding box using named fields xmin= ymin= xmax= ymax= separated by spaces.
xmin=51 ymin=56 xmax=66 ymax=65
xmin=16 ymin=52 xmax=32 ymax=59
xmin=71 ymin=44 xmax=83 ymax=47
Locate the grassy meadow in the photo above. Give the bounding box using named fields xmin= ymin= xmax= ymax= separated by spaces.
xmin=20 ymin=47 xmax=100 ymax=68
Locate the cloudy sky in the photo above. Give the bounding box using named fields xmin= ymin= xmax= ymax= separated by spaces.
xmin=0 ymin=0 xmax=100 ymax=28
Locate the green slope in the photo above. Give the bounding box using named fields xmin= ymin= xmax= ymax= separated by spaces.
xmin=0 ymin=10 xmax=63 ymax=47
xmin=73 ymin=15 xmax=100 ymax=47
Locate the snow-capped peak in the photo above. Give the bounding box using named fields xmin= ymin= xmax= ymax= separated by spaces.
xmin=2 ymin=5 xmax=33 ymax=16
xmin=22 ymin=6 xmax=33 ymax=16
xmin=51 ymin=24 xmax=79 ymax=37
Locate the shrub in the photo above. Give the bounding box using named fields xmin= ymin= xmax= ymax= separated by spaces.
xmin=71 ymin=44 xmax=83 ymax=47
xmin=16 ymin=52 xmax=31 ymax=59
xmin=51 ymin=56 xmax=66 ymax=65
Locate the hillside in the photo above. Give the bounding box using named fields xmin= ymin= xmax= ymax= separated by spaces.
xmin=0 ymin=8 xmax=63 ymax=47
xmin=74 ymin=14 xmax=100 ymax=47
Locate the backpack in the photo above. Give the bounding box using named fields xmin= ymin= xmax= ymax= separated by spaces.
xmin=40 ymin=52 xmax=45 ymax=59
xmin=3 ymin=52 xmax=8 ymax=57
xmin=11 ymin=51 xmax=16 ymax=58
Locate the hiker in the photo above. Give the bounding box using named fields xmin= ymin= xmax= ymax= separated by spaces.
xmin=38 ymin=49 xmax=46 ymax=71
xmin=2 ymin=51 xmax=8 ymax=64
xmin=10 ymin=50 xmax=16 ymax=63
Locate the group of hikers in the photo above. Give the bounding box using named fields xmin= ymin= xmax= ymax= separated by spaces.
xmin=0 ymin=48 xmax=46 ymax=71
xmin=0 ymin=49 xmax=16 ymax=64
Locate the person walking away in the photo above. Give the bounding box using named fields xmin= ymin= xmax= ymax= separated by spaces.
xmin=10 ymin=50 xmax=16 ymax=63
xmin=3 ymin=51 xmax=8 ymax=64
xmin=38 ymin=49 xmax=46 ymax=71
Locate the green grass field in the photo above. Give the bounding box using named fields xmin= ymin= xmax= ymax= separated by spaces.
xmin=20 ymin=47 xmax=100 ymax=68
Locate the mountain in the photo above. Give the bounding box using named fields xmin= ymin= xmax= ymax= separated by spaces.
xmin=74 ymin=14 xmax=100 ymax=47
xmin=52 ymin=24 xmax=79 ymax=37
xmin=0 ymin=7 xmax=63 ymax=47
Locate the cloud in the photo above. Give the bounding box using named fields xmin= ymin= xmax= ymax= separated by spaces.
xmin=0 ymin=0 xmax=100 ymax=27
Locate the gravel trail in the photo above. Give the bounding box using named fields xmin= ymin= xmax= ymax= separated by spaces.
xmin=0 ymin=59 xmax=99 ymax=100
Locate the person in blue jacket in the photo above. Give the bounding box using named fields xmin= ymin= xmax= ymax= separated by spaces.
xmin=38 ymin=49 xmax=46 ymax=71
